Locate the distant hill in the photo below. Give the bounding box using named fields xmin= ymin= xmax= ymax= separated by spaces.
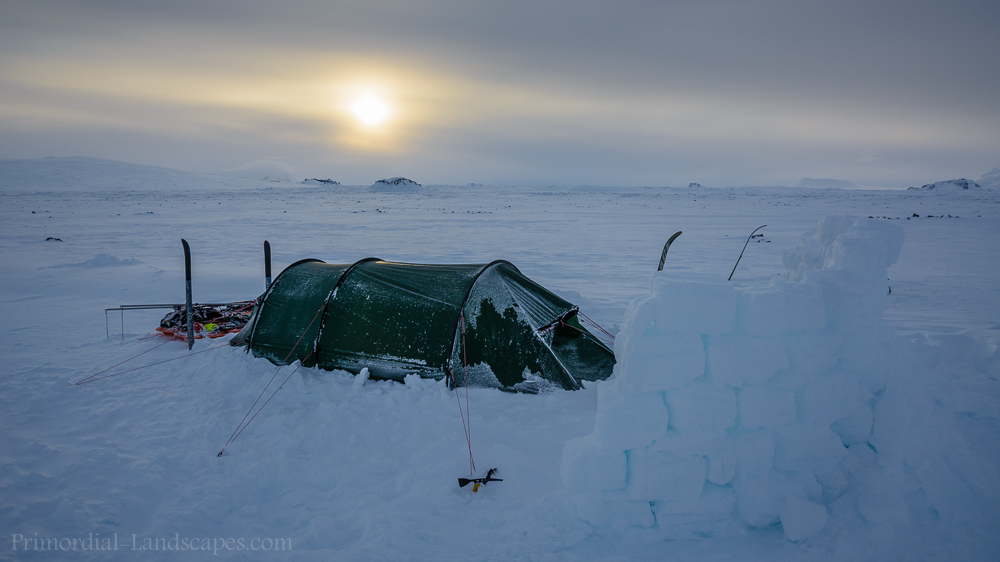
xmin=907 ymin=178 xmax=982 ymax=191
xmin=300 ymin=178 xmax=341 ymax=186
xmin=369 ymin=177 xmax=422 ymax=192
xmin=218 ymin=160 xmax=295 ymax=183
xmin=0 ymin=157 xmax=321 ymax=192
xmin=0 ymin=157 xmax=212 ymax=192
xmin=978 ymin=167 xmax=1000 ymax=189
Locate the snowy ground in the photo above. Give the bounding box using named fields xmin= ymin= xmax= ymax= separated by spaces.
xmin=1 ymin=158 xmax=998 ymax=560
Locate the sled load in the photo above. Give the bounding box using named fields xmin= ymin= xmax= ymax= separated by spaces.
xmin=156 ymin=302 xmax=254 ymax=341
xmin=230 ymin=258 xmax=615 ymax=392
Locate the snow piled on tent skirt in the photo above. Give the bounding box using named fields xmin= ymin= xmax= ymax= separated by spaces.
xmin=563 ymin=216 xmax=999 ymax=547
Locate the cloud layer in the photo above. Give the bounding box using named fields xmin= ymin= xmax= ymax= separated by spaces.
xmin=2 ymin=0 xmax=998 ymax=186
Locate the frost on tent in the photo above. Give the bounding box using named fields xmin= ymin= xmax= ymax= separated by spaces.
xmin=559 ymin=215 xmax=976 ymax=542
xmin=454 ymin=263 xmax=615 ymax=392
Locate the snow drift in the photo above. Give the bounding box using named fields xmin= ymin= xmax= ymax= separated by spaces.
xmin=562 ymin=216 xmax=998 ymax=545
xmin=50 ymin=254 xmax=142 ymax=268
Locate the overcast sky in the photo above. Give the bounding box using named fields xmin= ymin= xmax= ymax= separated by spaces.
xmin=1 ymin=0 xmax=997 ymax=186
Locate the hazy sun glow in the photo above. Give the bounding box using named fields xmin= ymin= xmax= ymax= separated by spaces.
xmin=351 ymin=97 xmax=389 ymax=125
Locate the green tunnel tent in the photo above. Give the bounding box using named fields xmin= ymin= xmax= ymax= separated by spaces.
xmin=231 ymin=258 xmax=615 ymax=391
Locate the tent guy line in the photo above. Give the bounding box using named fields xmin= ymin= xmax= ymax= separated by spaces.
xmin=74 ymin=343 xmax=230 ymax=385
xmin=454 ymin=311 xmax=475 ymax=475
xmin=76 ymin=339 xmax=171 ymax=384
xmin=218 ymin=302 xmax=328 ymax=457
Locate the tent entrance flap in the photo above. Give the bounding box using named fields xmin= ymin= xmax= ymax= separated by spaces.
xmin=233 ymin=259 xmax=615 ymax=391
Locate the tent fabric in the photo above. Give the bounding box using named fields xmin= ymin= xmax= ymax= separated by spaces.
xmin=232 ymin=258 xmax=615 ymax=391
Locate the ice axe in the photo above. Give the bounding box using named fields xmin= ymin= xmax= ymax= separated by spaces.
xmin=458 ymin=468 xmax=503 ymax=492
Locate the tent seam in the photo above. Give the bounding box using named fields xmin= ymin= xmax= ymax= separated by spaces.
xmin=310 ymin=257 xmax=383 ymax=366
xmin=245 ymin=258 xmax=325 ymax=350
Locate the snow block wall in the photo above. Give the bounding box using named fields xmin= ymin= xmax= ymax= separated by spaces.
xmin=562 ymin=216 xmax=908 ymax=540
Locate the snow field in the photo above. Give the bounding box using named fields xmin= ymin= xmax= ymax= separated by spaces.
xmin=2 ymin=159 xmax=1000 ymax=559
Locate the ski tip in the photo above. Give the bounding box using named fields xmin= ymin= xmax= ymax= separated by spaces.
xmin=657 ymin=231 xmax=683 ymax=271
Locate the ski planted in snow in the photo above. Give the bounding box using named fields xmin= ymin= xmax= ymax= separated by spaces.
xmin=264 ymin=240 xmax=272 ymax=290
xmin=657 ymin=231 xmax=683 ymax=271
xmin=728 ymin=225 xmax=766 ymax=281
xmin=182 ymin=239 xmax=194 ymax=350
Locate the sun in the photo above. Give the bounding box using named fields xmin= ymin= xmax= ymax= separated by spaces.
xmin=351 ymin=97 xmax=390 ymax=126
